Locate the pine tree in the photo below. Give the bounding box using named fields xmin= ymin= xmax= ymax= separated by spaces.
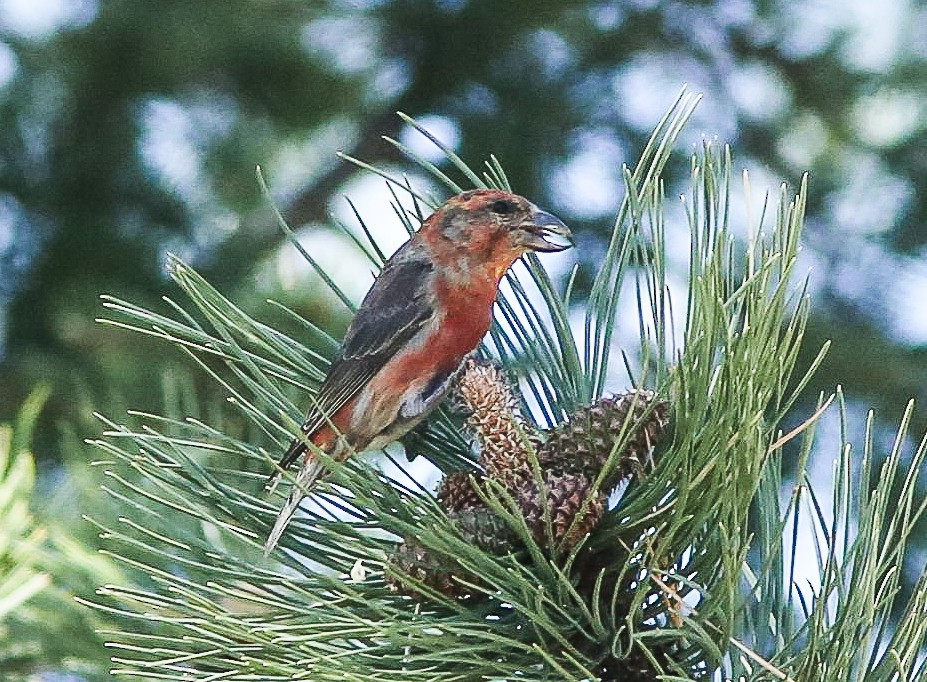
xmin=88 ymin=93 xmax=927 ymax=680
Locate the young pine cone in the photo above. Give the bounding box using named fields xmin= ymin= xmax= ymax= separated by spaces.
xmin=387 ymin=507 xmax=516 ymax=598
xmin=437 ymin=471 xmax=519 ymax=552
xmin=537 ymin=391 xmax=670 ymax=487
xmin=456 ymin=360 xmax=535 ymax=492
xmin=388 ymin=536 xmax=473 ymax=598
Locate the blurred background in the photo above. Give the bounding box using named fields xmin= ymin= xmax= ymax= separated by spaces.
xmin=0 ymin=0 xmax=925 ymax=677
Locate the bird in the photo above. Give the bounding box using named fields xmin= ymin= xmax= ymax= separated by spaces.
xmin=264 ymin=188 xmax=572 ymax=553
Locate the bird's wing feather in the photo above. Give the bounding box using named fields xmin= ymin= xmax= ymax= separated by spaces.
xmin=276 ymin=247 xmax=436 ymax=470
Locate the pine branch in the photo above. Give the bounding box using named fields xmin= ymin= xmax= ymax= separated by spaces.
xmin=87 ymin=93 xmax=927 ymax=681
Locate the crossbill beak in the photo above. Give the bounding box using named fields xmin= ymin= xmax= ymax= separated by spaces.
xmin=516 ymin=206 xmax=573 ymax=253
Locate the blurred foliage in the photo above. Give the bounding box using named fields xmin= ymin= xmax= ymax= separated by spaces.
xmin=0 ymin=390 xmax=121 ymax=681
xmin=0 ymin=392 xmax=48 ymax=634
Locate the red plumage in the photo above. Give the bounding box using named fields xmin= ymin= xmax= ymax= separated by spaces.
xmin=265 ymin=189 xmax=571 ymax=553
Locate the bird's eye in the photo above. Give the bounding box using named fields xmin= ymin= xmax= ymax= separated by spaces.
xmin=491 ymin=200 xmax=513 ymax=215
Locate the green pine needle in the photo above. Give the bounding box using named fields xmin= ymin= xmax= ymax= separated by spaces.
xmin=87 ymin=91 xmax=927 ymax=681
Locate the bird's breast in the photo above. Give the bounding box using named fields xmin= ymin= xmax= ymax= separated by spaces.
xmin=347 ymin=282 xmax=496 ymax=448
xmin=381 ymin=297 xmax=493 ymax=400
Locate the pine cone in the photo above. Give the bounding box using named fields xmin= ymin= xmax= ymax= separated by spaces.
xmin=386 ymin=507 xmax=518 ymax=598
xmin=438 ymin=472 xmax=520 ymax=552
xmin=515 ymin=471 xmax=605 ymax=550
xmin=537 ymin=391 xmax=670 ymax=487
xmin=437 ymin=470 xmax=485 ymax=512
xmin=456 ymin=360 xmax=536 ymax=492
xmin=400 ymin=372 xmax=672 ymax=597
xmin=387 ymin=536 xmax=474 ymax=598
xmin=448 ymin=508 xmax=518 ymax=554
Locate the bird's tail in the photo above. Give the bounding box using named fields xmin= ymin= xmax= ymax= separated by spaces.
xmin=264 ymin=456 xmax=325 ymax=555
xmin=264 ymin=436 xmax=309 ymax=496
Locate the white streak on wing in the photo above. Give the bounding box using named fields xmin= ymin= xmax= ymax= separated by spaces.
xmin=398 ymin=353 xmax=472 ymax=419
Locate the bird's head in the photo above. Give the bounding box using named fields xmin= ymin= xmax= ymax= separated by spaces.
xmin=422 ymin=189 xmax=572 ymax=278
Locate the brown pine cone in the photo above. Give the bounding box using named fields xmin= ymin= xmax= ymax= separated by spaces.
xmin=515 ymin=471 xmax=605 ymax=551
xmin=437 ymin=470 xmax=485 ymax=512
xmin=448 ymin=508 xmax=518 ymax=554
xmin=537 ymin=391 xmax=670 ymax=488
xmin=386 ymin=507 xmax=518 ymax=598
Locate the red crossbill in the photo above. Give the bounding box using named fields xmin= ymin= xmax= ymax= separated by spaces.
xmin=265 ymin=189 xmax=571 ymax=553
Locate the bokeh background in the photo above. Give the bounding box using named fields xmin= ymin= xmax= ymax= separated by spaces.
xmin=0 ymin=0 xmax=925 ymax=677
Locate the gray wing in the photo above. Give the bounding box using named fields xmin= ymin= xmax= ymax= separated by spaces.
xmin=277 ymin=246 xmax=436 ymax=469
